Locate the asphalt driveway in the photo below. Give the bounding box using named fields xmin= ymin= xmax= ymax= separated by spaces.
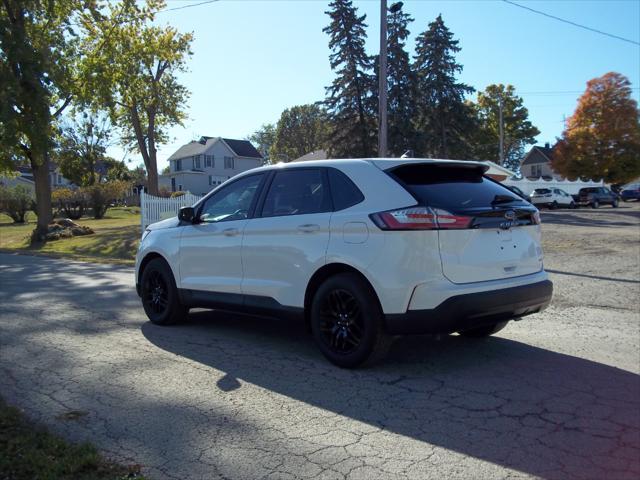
xmin=1 ymin=204 xmax=639 ymax=479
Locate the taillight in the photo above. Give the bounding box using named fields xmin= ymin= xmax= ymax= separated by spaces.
xmin=370 ymin=206 xmax=472 ymax=230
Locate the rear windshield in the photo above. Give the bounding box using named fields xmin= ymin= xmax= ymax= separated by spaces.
xmin=533 ymin=188 xmax=551 ymax=194
xmin=389 ymin=164 xmax=528 ymax=210
xmin=580 ymin=188 xmax=599 ymax=194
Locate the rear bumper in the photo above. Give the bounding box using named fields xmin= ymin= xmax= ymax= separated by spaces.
xmin=385 ymin=280 xmax=553 ymax=335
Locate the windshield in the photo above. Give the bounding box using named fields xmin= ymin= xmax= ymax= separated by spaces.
xmin=533 ymin=189 xmax=551 ymax=194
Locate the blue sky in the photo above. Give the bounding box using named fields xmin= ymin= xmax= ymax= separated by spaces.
xmin=109 ymin=0 xmax=640 ymax=169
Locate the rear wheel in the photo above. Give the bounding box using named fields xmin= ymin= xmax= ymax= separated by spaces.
xmin=141 ymin=258 xmax=188 ymax=325
xmin=550 ymin=201 xmax=558 ymax=210
xmin=592 ymin=200 xmax=600 ymax=209
xmin=459 ymin=321 xmax=508 ymax=338
xmin=612 ymin=199 xmax=619 ymax=208
xmin=310 ymin=273 xmax=391 ymax=368
xmin=569 ymin=201 xmax=576 ymax=209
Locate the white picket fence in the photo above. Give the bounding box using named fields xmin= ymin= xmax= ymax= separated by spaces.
xmin=140 ymin=191 xmax=203 ymax=232
xmin=502 ymin=177 xmax=604 ymax=196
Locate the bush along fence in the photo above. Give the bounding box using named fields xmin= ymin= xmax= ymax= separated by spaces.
xmin=140 ymin=191 xmax=203 ymax=232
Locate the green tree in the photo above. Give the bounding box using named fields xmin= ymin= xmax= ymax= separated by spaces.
xmin=553 ymin=72 xmax=640 ymax=183
xmin=413 ymin=15 xmax=475 ymax=159
xmin=270 ymin=104 xmax=329 ymax=162
xmin=323 ymin=0 xmax=376 ymax=158
xmin=0 ymin=0 xmax=86 ymax=240
xmin=102 ymin=157 xmax=133 ymax=182
xmin=80 ymin=0 xmax=193 ymax=195
xmin=472 ymin=84 xmax=540 ymax=170
xmin=386 ymin=4 xmax=418 ymax=157
xmin=248 ymin=123 xmax=276 ymax=164
xmin=57 ymin=113 xmax=111 ymax=186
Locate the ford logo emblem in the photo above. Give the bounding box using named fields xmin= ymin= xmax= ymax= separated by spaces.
xmin=504 ymin=210 xmax=516 ymax=221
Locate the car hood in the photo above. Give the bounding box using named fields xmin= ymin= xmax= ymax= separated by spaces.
xmin=147 ymin=216 xmax=180 ymax=231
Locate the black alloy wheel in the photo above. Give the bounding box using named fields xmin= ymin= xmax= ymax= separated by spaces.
xmin=140 ymin=258 xmax=188 ymax=325
xmin=144 ymin=270 xmax=169 ymax=315
xmin=318 ymin=288 xmax=365 ymax=355
xmin=310 ymin=273 xmax=391 ymax=368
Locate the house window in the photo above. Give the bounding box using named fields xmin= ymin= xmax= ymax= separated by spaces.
xmin=224 ymin=156 xmax=234 ymax=169
xmin=205 ymin=155 xmax=214 ymax=168
xmin=178 ymin=184 xmax=183 ymax=191
xmin=171 ymin=178 xmax=176 ymax=192
xmin=193 ymin=155 xmax=201 ymax=169
xmin=209 ymin=175 xmax=225 ymax=186
xmin=175 ymin=159 xmax=182 ymax=172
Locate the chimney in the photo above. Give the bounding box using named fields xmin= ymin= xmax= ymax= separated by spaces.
xmin=545 ymin=142 xmax=550 ymax=149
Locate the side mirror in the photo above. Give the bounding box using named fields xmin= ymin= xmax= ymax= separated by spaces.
xmin=178 ymin=206 xmax=197 ymax=223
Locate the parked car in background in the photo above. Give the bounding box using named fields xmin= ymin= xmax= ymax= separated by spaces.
xmin=578 ymin=187 xmax=619 ymax=208
xmin=530 ymin=188 xmax=576 ymax=209
xmin=136 ymin=158 xmax=552 ymax=368
xmin=620 ymin=183 xmax=640 ymax=202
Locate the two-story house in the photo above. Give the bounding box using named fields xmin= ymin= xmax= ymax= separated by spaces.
xmin=159 ymin=136 xmax=263 ymax=195
xmin=520 ymin=143 xmax=563 ymax=180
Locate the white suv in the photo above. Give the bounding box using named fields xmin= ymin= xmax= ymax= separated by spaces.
xmin=530 ymin=188 xmax=576 ymax=209
xmin=136 ymin=159 xmax=553 ymax=368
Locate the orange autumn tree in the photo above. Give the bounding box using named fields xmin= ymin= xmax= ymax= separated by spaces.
xmin=552 ymin=72 xmax=640 ymax=183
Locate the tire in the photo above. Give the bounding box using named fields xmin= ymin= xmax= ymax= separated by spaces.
xmin=310 ymin=273 xmax=392 ymax=368
xmin=569 ymin=201 xmax=576 ymax=209
xmin=550 ymin=201 xmax=558 ymax=210
xmin=592 ymin=200 xmax=600 ymax=209
xmin=459 ymin=321 xmax=508 ymax=338
xmin=140 ymin=258 xmax=188 ymax=325
xmin=612 ymin=199 xmax=619 ymax=208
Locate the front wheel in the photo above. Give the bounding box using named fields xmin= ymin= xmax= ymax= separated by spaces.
xmin=550 ymin=201 xmax=558 ymax=210
xmin=459 ymin=321 xmax=508 ymax=338
xmin=140 ymin=258 xmax=188 ymax=325
xmin=569 ymin=201 xmax=576 ymax=209
xmin=592 ymin=200 xmax=600 ymax=209
xmin=612 ymin=199 xmax=619 ymax=208
xmin=310 ymin=273 xmax=391 ymax=368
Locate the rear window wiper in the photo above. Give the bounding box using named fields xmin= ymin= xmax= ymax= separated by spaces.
xmin=491 ymin=194 xmax=519 ymax=205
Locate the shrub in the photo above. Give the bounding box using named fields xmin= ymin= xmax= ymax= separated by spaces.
xmin=51 ymin=188 xmax=86 ymax=220
xmin=83 ymin=180 xmax=129 ymax=219
xmin=0 ymin=185 xmax=34 ymax=223
xmin=170 ymin=191 xmax=185 ymax=198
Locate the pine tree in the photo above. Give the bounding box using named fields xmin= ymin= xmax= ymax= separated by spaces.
xmin=386 ymin=4 xmax=418 ymax=157
xmin=323 ymin=0 xmax=376 ymax=158
xmin=413 ymin=15 xmax=475 ymax=159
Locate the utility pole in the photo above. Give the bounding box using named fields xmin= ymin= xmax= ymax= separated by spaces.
xmin=378 ymin=0 xmax=388 ymax=158
xmin=498 ymin=95 xmax=504 ymax=165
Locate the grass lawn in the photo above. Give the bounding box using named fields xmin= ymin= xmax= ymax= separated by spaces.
xmin=0 ymin=397 xmax=145 ymax=480
xmin=0 ymin=207 xmax=141 ymax=265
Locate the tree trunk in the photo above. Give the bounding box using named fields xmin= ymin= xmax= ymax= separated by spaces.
xmin=30 ymin=152 xmax=53 ymax=242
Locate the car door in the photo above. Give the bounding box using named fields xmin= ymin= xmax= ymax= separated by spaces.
xmin=179 ymin=173 xmax=266 ymax=295
xmin=241 ymin=168 xmax=332 ymax=309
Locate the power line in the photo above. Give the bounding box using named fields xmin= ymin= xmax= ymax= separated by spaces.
xmin=160 ymin=0 xmax=220 ymax=14
xmin=502 ymin=0 xmax=640 ymax=46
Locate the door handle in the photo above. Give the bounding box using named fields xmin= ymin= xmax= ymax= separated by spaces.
xmin=223 ymin=228 xmax=239 ymax=236
xmin=297 ymin=224 xmax=320 ymax=233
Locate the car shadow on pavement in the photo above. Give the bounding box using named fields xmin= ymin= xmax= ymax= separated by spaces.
xmin=540 ymin=207 xmax=640 ymax=228
xmin=142 ymin=310 xmax=640 ymax=480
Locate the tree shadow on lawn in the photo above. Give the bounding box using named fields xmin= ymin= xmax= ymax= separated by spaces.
xmin=22 ymin=224 xmax=139 ymax=260
xmin=142 ymin=310 xmax=640 ymax=480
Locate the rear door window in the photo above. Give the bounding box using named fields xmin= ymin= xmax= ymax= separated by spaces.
xmin=389 ymin=164 xmax=528 ymax=211
xmin=260 ymin=169 xmax=331 ymax=217
xmin=328 ymin=168 xmax=364 ymax=211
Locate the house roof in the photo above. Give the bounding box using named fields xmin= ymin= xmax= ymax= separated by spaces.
xmin=292 ymin=150 xmax=328 ymax=162
xmin=221 ymin=138 xmax=262 ymax=159
xmin=167 ymin=136 xmax=263 ymax=162
xmin=521 ymin=145 xmax=553 ymax=166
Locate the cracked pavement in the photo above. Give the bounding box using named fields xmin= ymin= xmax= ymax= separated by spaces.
xmin=1 ymin=204 xmax=639 ymax=479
